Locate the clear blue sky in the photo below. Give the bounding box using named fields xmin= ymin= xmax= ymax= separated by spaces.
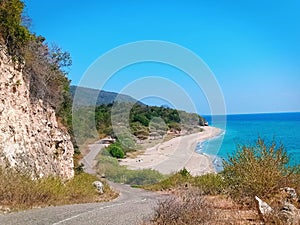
xmin=24 ymin=0 xmax=300 ymax=114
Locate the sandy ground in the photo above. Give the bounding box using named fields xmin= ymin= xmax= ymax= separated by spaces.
xmin=120 ymin=126 xmax=222 ymax=176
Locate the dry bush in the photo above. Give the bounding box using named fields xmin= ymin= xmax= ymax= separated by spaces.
xmin=145 ymin=189 xmax=216 ymax=225
xmin=144 ymin=189 xmax=262 ymax=225
xmin=264 ymin=211 xmax=287 ymax=225
xmin=222 ymin=138 xmax=297 ymax=206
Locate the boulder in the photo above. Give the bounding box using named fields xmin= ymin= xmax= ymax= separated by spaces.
xmin=279 ymin=202 xmax=300 ymax=225
xmin=280 ymin=187 xmax=298 ymax=202
xmin=93 ymin=181 xmax=104 ymax=194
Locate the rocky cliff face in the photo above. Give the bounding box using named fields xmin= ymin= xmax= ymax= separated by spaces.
xmin=0 ymin=46 xmax=74 ymax=179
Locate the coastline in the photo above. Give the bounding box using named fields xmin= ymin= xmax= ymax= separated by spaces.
xmin=120 ymin=126 xmax=223 ymax=176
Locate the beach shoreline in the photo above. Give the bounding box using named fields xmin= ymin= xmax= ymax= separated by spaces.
xmin=120 ymin=126 xmax=223 ymax=176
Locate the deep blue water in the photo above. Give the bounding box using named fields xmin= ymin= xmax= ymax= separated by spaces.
xmin=196 ymin=112 xmax=300 ymax=170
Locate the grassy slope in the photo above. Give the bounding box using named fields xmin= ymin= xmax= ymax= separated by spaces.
xmin=0 ymin=169 xmax=117 ymax=212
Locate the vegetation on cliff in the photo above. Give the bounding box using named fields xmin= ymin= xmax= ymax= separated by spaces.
xmin=0 ymin=0 xmax=72 ymax=130
xmin=0 ymin=0 xmax=80 ymax=170
xmin=0 ymin=1 xmax=99 ymax=209
xmin=0 ymin=0 xmax=31 ymax=57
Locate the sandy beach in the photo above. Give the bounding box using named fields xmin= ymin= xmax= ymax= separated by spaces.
xmin=120 ymin=126 xmax=222 ymax=176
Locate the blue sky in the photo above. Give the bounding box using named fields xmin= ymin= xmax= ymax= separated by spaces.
xmin=24 ymin=0 xmax=300 ymax=114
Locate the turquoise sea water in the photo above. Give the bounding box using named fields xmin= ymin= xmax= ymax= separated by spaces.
xmin=196 ymin=112 xmax=300 ymax=171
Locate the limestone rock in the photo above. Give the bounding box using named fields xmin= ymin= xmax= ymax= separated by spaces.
xmin=0 ymin=44 xmax=74 ymax=179
xmin=255 ymin=196 xmax=273 ymax=216
xmin=280 ymin=187 xmax=298 ymax=202
xmin=280 ymin=202 xmax=300 ymax=225
xmin=93 ymin=181 xmax=104 ymax=194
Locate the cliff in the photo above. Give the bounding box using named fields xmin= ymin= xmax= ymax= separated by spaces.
xmin=0 ymin=45 xmax=74 ymax=179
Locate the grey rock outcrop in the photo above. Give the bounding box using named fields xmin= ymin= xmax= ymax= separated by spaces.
xmin=0 ymin=45 xmax=74 ymax=179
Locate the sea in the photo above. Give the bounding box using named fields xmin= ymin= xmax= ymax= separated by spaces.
xmin=196 ymin=112 xmax=300 ymax=172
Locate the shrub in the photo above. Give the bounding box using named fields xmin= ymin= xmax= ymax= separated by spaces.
xmin=144 ymin=189 xmax=215 ymax=225
xmin=179 ymin=167 xmax=190 ymax=177
xmin=144 ymin=170 xmax=191 ymax=191
xmin=192 ymin=173 xmax=225 ymax=195
xmin=126 ymin=169 xmax=164 ymax=186
xmin=144 ymin=170 xmax=225 ymax=195
xmin=108 ymin=145 xmax=125 ymax=158
xmin=222 ymin=138 xmax=295 ymax=203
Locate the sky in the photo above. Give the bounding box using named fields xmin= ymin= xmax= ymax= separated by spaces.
xmin=23 ymin=0 xmax=300 ymax=115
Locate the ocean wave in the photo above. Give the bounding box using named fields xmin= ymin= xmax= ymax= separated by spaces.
xmin=195 ymin=129 xmax=226 ymax=171
xmin=212 ymin=155 xmax=224 ymax=172
xmin=195 ymin=129 xmax=225 ymax=153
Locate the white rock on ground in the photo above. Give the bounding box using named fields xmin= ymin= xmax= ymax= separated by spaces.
xmin=93 ymin=181 xmax=104 ymax=194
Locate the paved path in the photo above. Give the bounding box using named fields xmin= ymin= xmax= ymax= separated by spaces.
xmin=0 ymin=182 xmax=163 ymax=225
xmin=81 ymin=141 xmax=104 ymax=174
xmin=0 ymin=141 xmax=164 ymax=225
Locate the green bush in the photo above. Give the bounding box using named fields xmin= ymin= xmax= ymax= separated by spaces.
xmin=144 ymin=170 xmax=191 ymax=191
xmin=179 ymin=167 xmax=190 ymax=177
xmin=222 ymin=138 xmax=295 ymax=202
xmin=126 ymin=169 xmax=164 ymax=186
xmin=108 ymin=144 xmax=125 ymax=158
xmin=144 ymin=169 xmax=224 ymax=195
xmin=192 ymin=173 xmax=225 ymax=195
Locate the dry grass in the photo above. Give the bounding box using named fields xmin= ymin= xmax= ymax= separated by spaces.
xmin=144 ymin=189 xmax=214 ymax=225
xmin=0 ymin=168 xmax=117 ymax=211
xmin=144 ymin=170 xmax=225 ymax=196
xmin=96 ymin=155 xmax=165 ymax=186
xmin=143 ymin=189 xmax=261 ymax=225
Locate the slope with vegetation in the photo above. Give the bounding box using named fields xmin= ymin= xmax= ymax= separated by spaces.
xmin=0 ymin=0 xmax=78 ymax=178
xmin=74 ymin=102 xmax=207 ymax=145
xmin=0 ymin=0 xmax=116 ymax=211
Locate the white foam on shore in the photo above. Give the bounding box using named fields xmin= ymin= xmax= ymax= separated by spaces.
xmin=195 ymin=129 xmax=225 ymax=172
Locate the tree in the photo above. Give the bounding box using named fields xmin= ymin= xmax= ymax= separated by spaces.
xmin=0 ymin=0 xmax=32 ymax=57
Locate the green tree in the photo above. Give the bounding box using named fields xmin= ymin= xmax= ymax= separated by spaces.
xmin=132 ymin=114 xmax=149 ymax=126
xmin=0 ymin=0 xmax=32 ymax=57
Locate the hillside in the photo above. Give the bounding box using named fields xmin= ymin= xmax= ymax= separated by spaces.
xmin=70 ymin=85 xmax=144 ymax=106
